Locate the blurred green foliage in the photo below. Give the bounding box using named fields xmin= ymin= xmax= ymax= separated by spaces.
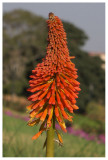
xmin=72 ymin=113 xmax=104 ymax=134
xmin=86 ymin=101 xmax=105 ymax=122
xmin=3 ymin=9 xmax=105 ymax=113
xmin=3 ymin=114 xmax=105 ymax=157
xmin=85 ymin=101 xmax=105 ymax=133
xmin=78 ymin=119 xmax=102 ymax=134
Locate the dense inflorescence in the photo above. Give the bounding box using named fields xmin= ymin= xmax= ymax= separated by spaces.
xmin=26 ymin=12 xmax=81 ymax=144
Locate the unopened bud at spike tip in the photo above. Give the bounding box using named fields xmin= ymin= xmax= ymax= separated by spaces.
xmin=49 ymin=12 xmax=55 ymax=19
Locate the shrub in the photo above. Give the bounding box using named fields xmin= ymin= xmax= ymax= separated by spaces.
xmin=86 ymin=101 xmax=105 ymax=123
xmin=86 ymin=101 xmax=105 ymax=133
xmin=3 ymin=94 xmax=30 ymax=112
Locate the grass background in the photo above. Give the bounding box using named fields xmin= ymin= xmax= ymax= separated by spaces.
xmin=3 ymin=113 xmax=105 ymax=157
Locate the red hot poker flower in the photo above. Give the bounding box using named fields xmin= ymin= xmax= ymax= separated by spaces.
xmin=26 ymin=12 xmax=81 ymax=143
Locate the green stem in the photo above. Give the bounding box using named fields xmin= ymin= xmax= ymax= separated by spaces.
xmin=46 ymin=113 xmax=55 ymax=157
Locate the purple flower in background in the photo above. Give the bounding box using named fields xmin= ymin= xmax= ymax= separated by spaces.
xmin=74 ymin=130 xmax=82 ymax=136
xmin=4 ymin=110 xmax=105 ymax=144
xmin=79 ymin=130 xmax=88 ymax=138
xmin=55 ymin=123 xmax=61 ymax=130
xmin=4 ymin=110 xmax=13 ymax=116
xmin=98 ymin=134 xmax=105 ymax=144
xmin=13 ymin=114 xmax=21 ymax=119
xmin=67 ymin=127 xmax=76 ymax=134
xmin=88 ymin=135 xmax=96 ymax=141
xmin=21 ymin=117 xmax=30 ymax=121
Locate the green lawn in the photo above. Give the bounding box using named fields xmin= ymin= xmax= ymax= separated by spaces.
xmin=3 ymin=114 xmax=105 ymax=157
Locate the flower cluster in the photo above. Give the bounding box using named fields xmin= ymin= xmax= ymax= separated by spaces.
xmin=26 ymin=12 xmax=81 ymax=144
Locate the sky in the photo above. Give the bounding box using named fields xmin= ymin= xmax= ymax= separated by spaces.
xmin=3 ymin=3 xmax=105 ymax=53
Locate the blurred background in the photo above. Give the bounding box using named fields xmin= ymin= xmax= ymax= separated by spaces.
xmin=3 ymin=3 xmax=105 ymax=157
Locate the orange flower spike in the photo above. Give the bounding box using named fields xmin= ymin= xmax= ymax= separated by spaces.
xmin=32 ymin=101 xmax=41 ymax=109
xmin=30 ymin=110 xmax=37 ymax=118
xmin=38 ymin=90 xmax=49 ymax=100
xmin=61 ymin=109 xmax=72 ymax=121
xmin=28 ymin=119 xmax=40 ymax=127
xmin=40 ymin=108 xmax=48 ymax=122
xmin=32 ymin=129 xmax=45 ymax=140
xmin=28 ymin=90 xmax=42 ymax=101
xmin=58 ymin=89 xmax=66 ymax=100
xmin=26 ymin=102 xmax=35 ymax=111
xmin=74 ymin=87 xmax=81 ymax=91
xmin=56 ymin=130 xmax=63 ymax=145
xmin=46 ymin=89 xmax=52 ymax=99
xmin=26 ymin=12 xmax=80 ymax=144
xmin=47 ymin=107 xmax=53 ymax=127
xmin=55 ymin=105 xmax=59 ymax=118
xmin=49 ymin=91 xmax=55 ymax=105
xmin=56 ymin=91 xmax=62 ymax=105
xmin=55 ymin=104 xmax=63 ymax=123
xmin=39 ymin=98 xmax=47 ymax=107
xmin=57 ymin=119 xmax=67 ymax=133
xmin=72 ymin=104 xmax=79 ymax=110
xmin=56 ymin=75 xmax=60 ymax=83
xmin=35 ymin=112 xmax=43 ymax=118
xmin=62 ymin=99 xmax=73 ymax=113
xmin=51 ymin=79 xmax=55 ymax=90
xmin=43 ymin=81 xmax=53 ymax=91
xmin=70 ymin=56 xmax=75 ymax=59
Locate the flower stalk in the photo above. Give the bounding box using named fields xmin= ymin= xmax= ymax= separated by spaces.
xmin=46 ymin=112 xmax=55 ymax=157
